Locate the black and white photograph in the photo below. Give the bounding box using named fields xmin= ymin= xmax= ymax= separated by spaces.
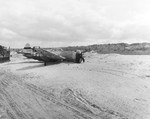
xmin=0 ymin=0 xmax=150 ymax=119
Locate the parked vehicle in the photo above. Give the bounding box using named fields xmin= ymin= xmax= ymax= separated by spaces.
xmin=0 ymin=45 xmax=10 ymax=62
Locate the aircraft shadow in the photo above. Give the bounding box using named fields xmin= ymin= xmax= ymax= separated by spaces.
xmin=17 ymin=62 xmax=61 ymax=71
xmin=6 ymin=61 xmax=43 ymax=65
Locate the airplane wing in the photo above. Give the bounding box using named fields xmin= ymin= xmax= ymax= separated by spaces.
xmin=34 ymin=48 xmax=65 ymax=61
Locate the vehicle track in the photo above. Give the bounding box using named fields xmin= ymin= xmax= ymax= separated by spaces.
xmin=0 ymin=72 xmax=94 ymax=119
xmin=61 ymin=88 xmax=127 ymax=119
xmin=22 ymin=82 xmax=127 ymax=119
xmin=22 ymin=80 xmax=128 ymax=119
xmin=0 ymin=82 xmax=30 ymax=119
xmin=71 ymin=66 xmax=144 ymax=79
xmin=0 ymin=69 xmax=128 ymax=119
xmin=101 ymin=67 xmax=144 ymax=79
xmin=0 ymin=93 xmax=17 ymax=119
xmin=23 ymin=82 xmax=94 ymax=119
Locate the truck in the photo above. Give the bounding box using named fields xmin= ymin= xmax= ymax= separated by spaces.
xmin=0 ymin=45 xmax=10 ymax=62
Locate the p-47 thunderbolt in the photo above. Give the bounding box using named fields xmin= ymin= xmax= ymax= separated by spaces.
xmin=20 ymin=44 xmax=85 ymax=66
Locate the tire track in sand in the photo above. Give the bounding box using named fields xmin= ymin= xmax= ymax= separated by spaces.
xmin=0 ymin=72 xmax=94 ymax=119
xmin=23 ymin=82 xmax=127 ymax=119
xmin=0 ymin=68 xmax=128 ymax=119
xmin=0 ymin=83 xmax=30 ymax=119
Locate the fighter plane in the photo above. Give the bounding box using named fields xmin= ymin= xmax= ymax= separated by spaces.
xmin=20 ymin=44 xmax=85 ymax=66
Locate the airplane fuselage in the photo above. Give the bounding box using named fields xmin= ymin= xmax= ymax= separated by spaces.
xmin=20 ymin=45 xmax=85 ymax=66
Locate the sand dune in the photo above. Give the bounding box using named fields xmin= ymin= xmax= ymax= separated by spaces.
xmin=0 ymin=52 xmax=150 ymax=119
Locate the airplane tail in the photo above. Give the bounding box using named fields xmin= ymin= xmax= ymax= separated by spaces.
xmin=21 ymin=43 xmax=33 ymax=58
xmin=24 ymin=43 xmax=31 ymax=49
xmin=22 ymin=43 xmax=32 ymax=54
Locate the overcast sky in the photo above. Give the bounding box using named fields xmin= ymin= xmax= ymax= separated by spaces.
xmin=0 ymin=0 xmax=150 ymax=48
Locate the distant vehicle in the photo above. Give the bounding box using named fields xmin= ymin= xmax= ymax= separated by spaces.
xmin=19 ymin=44 xmax=85 ymax=66
xmin=0 ymin=45 xmax=10 ymax=62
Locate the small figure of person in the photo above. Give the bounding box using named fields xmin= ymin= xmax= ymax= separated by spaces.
xmin=80 ymin=52 xmax=85 ymax=62
xmin=76 ymin=50 xmax=85 ymax=63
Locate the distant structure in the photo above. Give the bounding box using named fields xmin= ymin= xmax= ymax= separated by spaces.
xmin=22 ymin=43 xmax=33 ymax=57
xmin=24 ymin=43 xmax=31 ymax=49
xmin=0 ymin=45 xmax=10 ymax=62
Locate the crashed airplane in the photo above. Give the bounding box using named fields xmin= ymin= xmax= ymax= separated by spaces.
xmin=19 ymin=44 xmax=85 ymax=66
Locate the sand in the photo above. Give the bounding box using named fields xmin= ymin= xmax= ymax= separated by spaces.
xmin=0 ymin=52 xmax=150 ymax=119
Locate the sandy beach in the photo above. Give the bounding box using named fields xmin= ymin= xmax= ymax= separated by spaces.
xmin=0 ymin=52 xmax=150 ymax=119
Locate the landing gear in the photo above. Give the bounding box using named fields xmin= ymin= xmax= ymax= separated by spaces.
xmin=44 ymin=62 xmax=47 ymax=66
